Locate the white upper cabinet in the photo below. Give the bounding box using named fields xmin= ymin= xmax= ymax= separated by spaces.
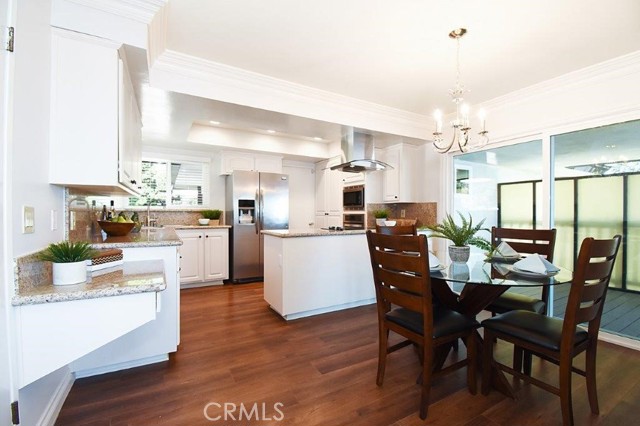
xmin=381 ymin=143 xmax=419 ymax=202
xmin=49 ymin=29 xmax=141 ymax=195
xmin=314 ymin=157 xmax=344 ymax=227
xmin=220 ymin=151 xmax=283 ymax=175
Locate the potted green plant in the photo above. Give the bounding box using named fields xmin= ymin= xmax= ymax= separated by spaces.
xmin=373 ymin=209 xmax=390 ymax=226
xmin=38 ymin=241 xmax=97 ymax=285
xmin=201 ymin=209 xmax=223 ymax=226
xmin=424 ymin=212 xmax=491 ymax=263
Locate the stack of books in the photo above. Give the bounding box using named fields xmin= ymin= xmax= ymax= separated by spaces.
xmin=87 ymin=248 xmax=124 ymax=272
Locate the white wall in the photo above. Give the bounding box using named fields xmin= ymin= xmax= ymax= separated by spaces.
xmin=8 ymin=1 xmax=67 ymax=424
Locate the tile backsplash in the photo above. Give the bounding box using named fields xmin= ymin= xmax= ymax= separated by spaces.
xmin=366 ymin=202 xmax=437 ymax=230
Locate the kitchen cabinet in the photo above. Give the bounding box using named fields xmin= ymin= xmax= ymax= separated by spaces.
xmin=220 ymin=151 xmax=283 ymax=175
xmin=381 ymin=143 xmax=419 ymax=202
xmin=314 ymin=157 xmax=344 ymax=228
xmin=49 ymin=29 xmax=141 ymax=195
xmin=176 ymin=228 xmax=229 ymax=287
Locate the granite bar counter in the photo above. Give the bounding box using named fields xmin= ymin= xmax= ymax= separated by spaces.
xmin=12 ymin=260 xmax=166 ymax=306
xmin=262 ymin=228 xmax=374 ymax=320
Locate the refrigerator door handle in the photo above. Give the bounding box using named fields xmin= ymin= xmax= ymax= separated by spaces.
xmin=255 ymin=189 xmax=260 ymax=234
xmin=259 ymin=188 xmax=265 ymax=231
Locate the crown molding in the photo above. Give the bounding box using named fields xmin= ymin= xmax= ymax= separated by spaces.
xmin=480 ymin=50 xmax=640 ymax=111
xmin=66 ymin=0 xmax=167 ymax=23
xmin=147 ymin=1 xmax=167 ymax=68
xmin=149 ymin=49 xmax=431 ymax=140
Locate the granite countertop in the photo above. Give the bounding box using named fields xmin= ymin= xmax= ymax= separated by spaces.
xmin=13 ymin=260 xmax=166 ymax=306
xmin=262 ymin=229 xmax=367 ymax=238
xmin=86 ymin=227 xmax=183 ymax=249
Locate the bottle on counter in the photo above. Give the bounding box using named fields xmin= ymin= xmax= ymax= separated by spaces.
xmin=101 ymin=204 xmax=108 ymax=221
xmin=109 ymin=200 xmax=116 ymax=221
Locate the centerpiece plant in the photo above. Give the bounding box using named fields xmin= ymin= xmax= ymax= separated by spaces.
xmin=424 ymin=212 xmax=491 ymax=262
xmin=373 ymin=209 xmax=390 ymax=226
xmin=38 ymin=241 xmax=97 ymax=285
xmin=201 ymin=209 xmax=223 ymax=225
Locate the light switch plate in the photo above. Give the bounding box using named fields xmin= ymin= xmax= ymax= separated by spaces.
xmin=23 ymin=206 xmax=35 ymax=234
xmin=51 ymin=209 xmax=58 ymax=230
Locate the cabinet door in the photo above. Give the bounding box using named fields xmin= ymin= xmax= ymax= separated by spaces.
xmin=315 ymin=161 xmax=328 ymax=215
xmin=254 ymin=154 xmax=282 ymax=173
xmin=327 ymin=214 xmax=343 ymax=228
xmin=204 ymin=230 xmax=229 ymax=281
xmin=314 ymin=214 xmax=328 ymax=229
xmin=327 ymin=169 xmax=345 ymax=214
xmin=221 ymin=152 xmax=255 ymax=175
xmin=177 ymin=231 xmax=204 ymax=283
xmin=383 ymin=145 xmax=401 ymax=201
xmin=118 ymin=56 xmax=142 ymax=193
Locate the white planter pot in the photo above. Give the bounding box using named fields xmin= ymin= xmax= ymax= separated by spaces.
xmin=375 ymin=218 xmax=387 ymax=226
xmin=52 ymin=261 xmax=88 ymax=285
xmin=448 ymin=245 xmax=470 ymax=263
xmin=198 ymin=218 xmax=210 ymax=225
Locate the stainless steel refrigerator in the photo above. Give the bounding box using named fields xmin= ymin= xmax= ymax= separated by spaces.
xmin=226 ymin=170 xmax=289 ymax=283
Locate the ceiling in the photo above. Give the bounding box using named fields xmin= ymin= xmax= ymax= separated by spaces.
xmin=135 ymin=0 xmax=640 ymax=157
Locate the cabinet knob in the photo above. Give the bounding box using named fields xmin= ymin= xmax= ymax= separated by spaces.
xmin=180 ymin=255 xmax=182 ymax=258
xmin=199 ymin=235 xmax=202 ymax=238
xmin=130 ymin=179 xmax=137 ymax=185
xmin=206 ymin=235 xmax=209 ymax=238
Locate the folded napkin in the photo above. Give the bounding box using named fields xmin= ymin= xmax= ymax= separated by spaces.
xmin=513 ymin=254 xmax=559 ymax=274
xmin=495 ymin=241 xmax=519 ymax=257
xmin=428 ymin=252 xmax=440 ymax=268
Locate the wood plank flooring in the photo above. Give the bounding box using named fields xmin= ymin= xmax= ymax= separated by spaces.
xmin=56 ymin=283 xmax=640 ymax=425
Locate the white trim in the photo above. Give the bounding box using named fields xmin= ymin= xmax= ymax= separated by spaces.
xmin=73 ymin=354 xmax=168 ymax=379
xmin=36 ymin=369 xmax=74 ymax=426
xmin=599 ymin=330 xmax=640 ymax=352
xmin=149 ymin=49 xmax=430 ymax=140
xmin=480 ymin=51 xmax=640 ymax=112
xmin=50 ymin=26 xmax=123 ymax=49
xmin=146 ymin=0 xmax=167 ymax=68
xmin=282 ymin=160 xmax=315 ymax=170
xmin=66 ymin=0 xmax=166 ymax=23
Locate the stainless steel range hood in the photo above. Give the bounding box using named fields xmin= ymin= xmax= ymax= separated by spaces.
xmin=330 ymin=127 xmax=392 ymax=173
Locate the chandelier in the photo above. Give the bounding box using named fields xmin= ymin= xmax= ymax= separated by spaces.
xmin=432 ymin=28 xmax=488 ymax=154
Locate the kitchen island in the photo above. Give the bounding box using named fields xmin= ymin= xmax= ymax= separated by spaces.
xmin=262 ymin=229 xmax=374 ymax=320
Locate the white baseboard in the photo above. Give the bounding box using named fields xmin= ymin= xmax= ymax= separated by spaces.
xmin=180 ymin=280 xmax=224 ymax=289
xmin=74 ymin=354 xmax=168 ymax=379
xmin=38 ymin=369 xmax=75 ymax=426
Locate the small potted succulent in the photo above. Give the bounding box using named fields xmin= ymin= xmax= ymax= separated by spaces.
xmin=373 ymin=209 xmax=390 ymax=226
xmin=424 ymin=212 xmax=491 ymax=263
xmin=201 ymin=209 xmax=223 ymax=226
xmin=38 ymin=241 xmax=97 ymax=285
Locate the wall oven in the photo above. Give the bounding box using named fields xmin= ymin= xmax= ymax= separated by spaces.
xmin=343 ymin=185 xmax=365 ymax=211
xmin=343 ymin=213 xmax=366 ymax=230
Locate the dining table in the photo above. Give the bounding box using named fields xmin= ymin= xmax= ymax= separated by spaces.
xmin=428 ymin=256 xmax=574 ymax=397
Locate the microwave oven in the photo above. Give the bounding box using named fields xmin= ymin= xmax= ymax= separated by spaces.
xmin=343 ymin=185 xmax=365 ymax=210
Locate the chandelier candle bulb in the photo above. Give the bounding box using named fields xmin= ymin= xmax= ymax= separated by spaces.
xmin=478 ymin=109 xmax=486 ymax=132
xmin=434 ymin=109 xmax=443 ymax=133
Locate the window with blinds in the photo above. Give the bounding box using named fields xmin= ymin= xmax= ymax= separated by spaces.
xmin=129 ymin=160 xmax=209 ymax=207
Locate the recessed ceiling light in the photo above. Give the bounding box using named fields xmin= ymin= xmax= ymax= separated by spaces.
xmin=266 ymin=129 xmax=276 ymax=134
xmin=209 ymin=120 xmax=220 ymax=125
xmin=313 ymin=137 xmax=323 ymax=141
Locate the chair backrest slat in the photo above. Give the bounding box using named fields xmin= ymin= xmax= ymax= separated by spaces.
xmin=379 ymin=286 xmax=423 ymax=312
xmin=562 ymin=235 xmax=622 ymax=347
xmin=492 ymin=227 xmax=557 ymax=261
xmin=376 ymin=267 xmax=424 ymax=295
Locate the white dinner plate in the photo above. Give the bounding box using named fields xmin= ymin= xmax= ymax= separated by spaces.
xmin=430 ymin=264 xmax=446 ymax=272
xmin=509 ymin=265 xmax=559 ymax=278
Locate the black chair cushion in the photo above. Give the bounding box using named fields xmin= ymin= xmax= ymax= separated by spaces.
xmin=386 ymin=306 xmax=478 ymax=339
xmin=487 ymin=292 xmax=546 ymax=314
xmin=482 ymin=310 xmax=588 ymax=352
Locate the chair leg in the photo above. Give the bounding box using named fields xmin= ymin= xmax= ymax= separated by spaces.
xmin=523 ymin=351 xmax=533 ymax=375
xmin=419 ymin=346 xmax=434 ymax=419
xmin=481 ymin=329 xmax=495 ymax=395
xmin=559 ymin=358 xmax=574 ymax=426
xmin=376 ymin=327 xmax=389 ymax=386
xmin=466 ymin=332 xmax=477 ymax=395
xmin=513 ymin=346 xmax=523 ymax=373
xmin=585 ymin=344 xmax=600 ymax=414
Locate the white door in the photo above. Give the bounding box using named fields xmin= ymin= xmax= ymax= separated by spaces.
xmin=177 ymin=231 xmax=203 ymax=284
xmin=0 ymin=0 xmax=17 ymax=423
xmin=204 ymin=230 xmax=229 ymax=281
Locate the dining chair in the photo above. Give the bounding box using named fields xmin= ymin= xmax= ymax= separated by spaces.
xmin=366 ymin=231 xmax=478 ymax=419
xmin=375 ymin=223 xmax=417 ymax=236
xmin=486 ymin=227 xmax=557 ymax=315
xmin=481 ymin=235 xmax=621 ymax=426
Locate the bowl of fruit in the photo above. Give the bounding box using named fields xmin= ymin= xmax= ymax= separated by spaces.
xmin=98 ymin=213 xmax=136 ymax=236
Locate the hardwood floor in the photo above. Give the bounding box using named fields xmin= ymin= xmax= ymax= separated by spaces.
xmin=57 ymin=283 xmax=640 ymax=425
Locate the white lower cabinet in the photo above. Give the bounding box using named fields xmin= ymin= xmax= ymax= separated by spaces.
xmin=176 ymin=228 xmax=229 ymax=287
